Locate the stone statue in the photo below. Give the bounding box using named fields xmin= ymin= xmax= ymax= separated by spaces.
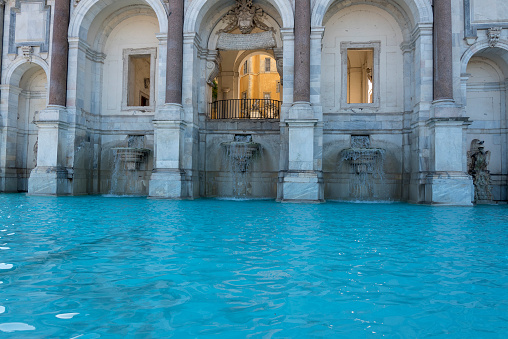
xmin=218 ymin=0 xmax=274 ymax=34
xmin=467 ymin=139 xmax=493 ymax=203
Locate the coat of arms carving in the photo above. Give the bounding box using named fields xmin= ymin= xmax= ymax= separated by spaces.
xmin=218 ymin=0 xmax=274 ymax=34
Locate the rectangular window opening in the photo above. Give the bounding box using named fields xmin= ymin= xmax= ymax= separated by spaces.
xmin=127 ymin=54 xmax=151 ymax=107
xmin=265 ymin=57 xmax=271 ymax=72
xmin=347 ymin=49 xmax=374 ymax=104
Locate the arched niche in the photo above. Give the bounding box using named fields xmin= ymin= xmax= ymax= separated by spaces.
xmin=66 ymin=0 xmax=160 ymax=117
xmin=463 ymin=47 xmax=508 ymax=201
xmin=321 ymin=3 xmax=405 ymax=113
xmin=3 ymin=62 xmax=48 ymax=191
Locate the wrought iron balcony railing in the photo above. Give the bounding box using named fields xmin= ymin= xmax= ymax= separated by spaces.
xmin=208 ymin=99 xmax=281 ymax=120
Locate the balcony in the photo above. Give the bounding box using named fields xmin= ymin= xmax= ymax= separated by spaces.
xmin=208 ymin=99 xmax=281 ymax=120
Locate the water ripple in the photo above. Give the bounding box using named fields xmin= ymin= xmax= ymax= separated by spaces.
xmin=0 ymin=195 xmax=507 ymax=337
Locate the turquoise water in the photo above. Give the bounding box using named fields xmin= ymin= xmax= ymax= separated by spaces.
xmin=0 ymin=194 xmax=507 ymax=338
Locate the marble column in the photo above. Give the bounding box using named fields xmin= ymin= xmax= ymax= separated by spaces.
xmin=48 ymin=0 xmax=70 ymax=106
xmin=293 ymin=0 xmax=310 ymax=103
xmin=165 ymin=0 xmax=183 ymax=105
xmin=149 ymin=0 xmax=189 ymax=198
xmin=433 ymin=0 xmax=453 ymax=102
xmin=28 ymin=0 xmax=71 ymax=195
xmin=281 ymin=0 xmax=323 ymax=202
xmin=423 ymin=0 xmax=473 ymax=205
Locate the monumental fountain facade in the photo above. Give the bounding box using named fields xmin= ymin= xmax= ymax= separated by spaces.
xmin=0 ymin=0 xmax=507 ymax=205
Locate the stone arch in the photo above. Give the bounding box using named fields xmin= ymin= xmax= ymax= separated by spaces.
xmin=185 ymin=0 xmax=294 ymax=36
xmin=234 ymin=50 xmax=276 ymax=72
xmin=92 ymin=5 xmax=156 ymax=51
xmin=68 ymin=0 xmax=167 ymax=39
xmin=317 ymin=0 xmax=415 ymax=41
xmin=312 ymin=0 xmax=432 ymax=28
xmin=3 ymin=57 xmax=49 ymax=86
xmin=461 ymin=40 xmax=508 ymax=75
xmin=233 ymin=50 xmax=281 ymax=100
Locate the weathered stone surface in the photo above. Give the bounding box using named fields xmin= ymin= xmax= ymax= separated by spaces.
xmin=217 ymin=32 xmax=276 ymax=50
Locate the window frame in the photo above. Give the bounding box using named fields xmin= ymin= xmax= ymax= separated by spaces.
xmin=122 ymin=47 xmax=157 ymax=112
xmin=243 ymin=60 xmax=249 ymax=75
xmin=265 ymin=57 xmax=271 ymax=72
xmin=340 ymin=41 xmax=380 ymax=109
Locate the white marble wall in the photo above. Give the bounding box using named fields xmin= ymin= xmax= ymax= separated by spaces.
xmin=0 ymin=0 xmax=506 ymax=204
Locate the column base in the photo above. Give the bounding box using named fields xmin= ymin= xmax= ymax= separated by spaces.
xmin=28 ymin=166 xmax=72 ymax=196
xmin=280 ymin=171 xmax=323 ymax=202
xmin=425 ymin=172 xmax=473 ymax=206
xmin=149 ymin=170 xmax=192 ymax=199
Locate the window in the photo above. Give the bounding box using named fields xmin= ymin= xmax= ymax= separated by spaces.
xmin=265 ymin=58 xmax=271 ymax=72
xmin=340 ymin=42 xmax=380 ymax=108
xmin=128 ymin=54 xmax=150 ymax=106
xmin=276 ymin=81 xmax=281 ymax=93
xmin=122 ymin=48 xmax=156 ymax=111
xmin=347 ymin=49 xmax=373 ymax=104
xmin=243 ymin=60 xmax=249 ymax=74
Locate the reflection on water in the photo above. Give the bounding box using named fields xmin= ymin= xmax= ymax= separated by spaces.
xmin=0 ymin=194 xmax=507 ymax=337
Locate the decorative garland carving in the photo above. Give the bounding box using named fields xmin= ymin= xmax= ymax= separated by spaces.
xmin=218 ymin=0 xmax=274 ymax=34
xmin=487 ymin=27 xmax=502 ymax=47
xmin=21 ymin=45 xmax=34 ymax=62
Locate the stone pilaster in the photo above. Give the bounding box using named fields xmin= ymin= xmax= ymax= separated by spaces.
xmin=149 ymin=0 xmax=189 ymax=198
xmin=423 ymin=1 xmax=473 ymax=205
xmin=28 ymin=0 xmax=71 ymax=195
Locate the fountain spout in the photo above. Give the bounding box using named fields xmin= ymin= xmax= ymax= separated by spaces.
xmin=221 ymin=135 xmax=260 ymax=173
xmin=339 ymin=136 xmax=385 ymax=200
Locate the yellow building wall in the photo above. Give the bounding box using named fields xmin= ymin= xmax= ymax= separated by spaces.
xmin=239 ymin=54 xmax=281 ymax=101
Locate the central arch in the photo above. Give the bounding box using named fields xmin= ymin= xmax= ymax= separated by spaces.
xmin=185 ymin=0 xmax=294 ymax=35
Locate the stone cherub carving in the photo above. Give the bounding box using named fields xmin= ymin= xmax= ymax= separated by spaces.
xmin=467 ymin=139 xmax=493 ymax=203
xmin=218 ymin=0 xmax=274 ymax=34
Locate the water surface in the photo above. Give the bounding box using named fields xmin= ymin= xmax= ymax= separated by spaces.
xmin=0 ymin=194 xmax=507 ymax=337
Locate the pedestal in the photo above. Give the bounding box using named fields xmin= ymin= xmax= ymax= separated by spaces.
xmin=148 ymin=104 xmax=189 ymax=198
xmin=424 ymin=115 xmax=473 ymax=205
xmin=28 ymin=106 xmax=72 ymax=195
xmin=280 ymin=102 xmax=323 ymax=202
xmin=425 ymin=172 xmax=473 ymax=206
